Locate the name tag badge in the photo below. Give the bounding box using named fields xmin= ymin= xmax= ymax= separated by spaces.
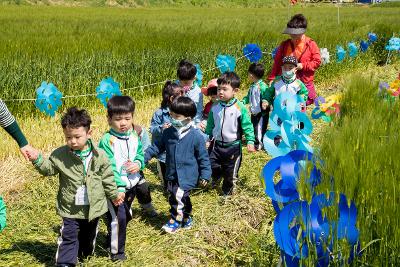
xmin=75 ymin=185 xmax=89 ymax=206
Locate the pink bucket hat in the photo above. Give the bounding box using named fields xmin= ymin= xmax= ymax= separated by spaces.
xmin=201 ymin=78 xmax=218 ymax=96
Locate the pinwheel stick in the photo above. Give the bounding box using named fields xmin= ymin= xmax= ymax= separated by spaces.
xmin=385 ymin=50 xmax=392 ymax=66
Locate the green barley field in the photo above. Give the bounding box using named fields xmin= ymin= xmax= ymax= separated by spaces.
xmin=0 ymin=2 xmax=399 ymax=266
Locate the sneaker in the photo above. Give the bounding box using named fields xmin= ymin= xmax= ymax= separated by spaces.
xmin=141 ymin=203 xmax=158 ymax=218
xmin=145 ymin=208 xmax=159 ymax=217
xmin=161 ymin=219 xmax=181 ymax=233
xmin=211 ymin=177 xmax=222 ymax=189
xmin=111 ymin=253 xmax=127 ymax=262
xmin=182 ymin=217 xmax=193 ymax=229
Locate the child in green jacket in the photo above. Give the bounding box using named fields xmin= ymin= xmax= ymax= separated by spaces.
xmin=206 ymin=72 xmax=256 ymax=196
xmin=27 ymin=107 xmax=122 ymax=267
xmin=99 ymin=96 xmax=157 ymax=261
xmin=242 ymin=63 xmax=270 ymax=150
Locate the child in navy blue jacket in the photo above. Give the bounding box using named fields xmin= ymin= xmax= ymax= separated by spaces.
xmin=145 ymin=96 xmax=211 ymax=233
xmin=149 ymin=81 xmax=183 ymax=191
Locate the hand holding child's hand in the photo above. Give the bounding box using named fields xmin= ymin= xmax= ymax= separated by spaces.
xmin=112 ymin=192 xmax=125 ymax=206
xmin=125 ymin=161 xmax=140 ymax=174
xmin=26 ymin=147 xmax=40 ymax=162
xmin=247 ymin=144 xmax=256 ymax=153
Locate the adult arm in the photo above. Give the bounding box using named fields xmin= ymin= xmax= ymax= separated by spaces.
xmin=0 ymin=100 xmax=28 ymax=148
xmin=302 ymin=40 xmax=321 ymax=72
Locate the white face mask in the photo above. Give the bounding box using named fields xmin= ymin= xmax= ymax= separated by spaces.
xmin=170 ymin=117 xmax=190 ymax=129
xmin=282 ymin=67 xmax=296 ymax=80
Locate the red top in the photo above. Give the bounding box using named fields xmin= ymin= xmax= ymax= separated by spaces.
xmin=268 ymin=36 xmax=321 ymax=85
xmin=203 ymin=101 xmax=213 ymax=118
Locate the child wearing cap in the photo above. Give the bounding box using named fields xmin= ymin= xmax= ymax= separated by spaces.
xmin=242 ymin=63 xmax=270 ymax=150
xmin=263 ymin=55 xmax=308 ymax=108
xmin=199 ymin=78 xmax=218 ymax=132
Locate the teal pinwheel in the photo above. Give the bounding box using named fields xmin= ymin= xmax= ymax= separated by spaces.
xmin=35 ymin=81 xmax=63 ymax=117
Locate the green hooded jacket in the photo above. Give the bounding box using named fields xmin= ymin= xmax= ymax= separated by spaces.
xmin=33 ymin=141 xmax=118 ymax=221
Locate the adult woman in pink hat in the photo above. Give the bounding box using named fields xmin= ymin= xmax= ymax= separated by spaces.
xmin=268 ymin=14 xmax=321 ymax=106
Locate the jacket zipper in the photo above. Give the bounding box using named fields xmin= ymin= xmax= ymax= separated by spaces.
xmin=221 ymin=106 xmax=226 ymax=143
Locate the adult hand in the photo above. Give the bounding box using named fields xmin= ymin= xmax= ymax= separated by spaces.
xmin=20 ymin=144 xmax=36 ymax=161
xmin=296 ymin=63 xmax=303 ymax=70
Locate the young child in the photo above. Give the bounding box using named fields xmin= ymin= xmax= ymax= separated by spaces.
xmin=177 ymin=59 xmax=203 ymax=126
xmin=149 ymin=81 xmax=183 ymax=190
xmin=145 ymin=96 xmax=211 ymax=233
xmin=264 ymin=56 xmax=308 ymax=107
xmin=99 ymin=95 xmax=157 ymax=261
xmin=199 ymin=78 xmax=218 ymax=131
xmin=205 ymin=72 xmax=256 ymax=196
xmin=242 ymin=63 xmax=270 ymax=150
xmin=27 ymin=107 xmax=122 ymax=266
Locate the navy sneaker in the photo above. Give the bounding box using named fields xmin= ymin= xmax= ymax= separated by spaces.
xmin=161 ymin=219 xmax=181 ymax=234
xmin=182 ymin=217 xmax=193 ymax=229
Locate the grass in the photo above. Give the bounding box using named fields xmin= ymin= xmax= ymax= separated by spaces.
xmin=0 ymin=0 xmax=287 ymax=8
xmin=0 ymin=3 xmax=399 ymax=266
xmin=314 ymin=70 xmax=400 ymax=266
xmin=0 ymin=4 xmax=398 ymax=117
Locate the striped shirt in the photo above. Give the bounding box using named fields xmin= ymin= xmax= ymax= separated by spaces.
xmin=0 ymin=99 xmax=16 ymax=128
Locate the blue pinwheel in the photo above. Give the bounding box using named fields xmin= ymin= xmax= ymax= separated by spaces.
xmin=261 ymin=152 xmax=361 ymax=267
xmin=96 ymin=77 xmax=122 ymax=107
xmin=194 ymin=64 xmax=203 ymax=87
xmin=263 ymin=92 xmax=313 ymax=158
xmin=261 ymin=150 xmax=321 ymax=207
xmin=273 ymin=201 xmax=310 ymax=258
xmin=35 ymin=81 xmax=63 ymax=117
xmin=337 ymin=194 xmax=359 ymax=246
xmin=368 ymin=32 xmax=377 ymax=43
xmin=336 ymin=46 xmax=346 ymax=62
xmin=271 ymin=47 xmax=279 ymax=60
xmin=243 ymin=43 xmax=263 ymax=63
xmin=215 ymin=54 xmax=236 ymax=73
xmin=348 ymin=42 xmax=358 ymax=58
xmin=385 ymin=37 xmax=400 ymax=51
xmin=360 ymin=40 xmax=369 ymax=52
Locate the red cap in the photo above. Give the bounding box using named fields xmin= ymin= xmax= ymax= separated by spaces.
xmin=201 ymin=78 xmax=218 ymax=96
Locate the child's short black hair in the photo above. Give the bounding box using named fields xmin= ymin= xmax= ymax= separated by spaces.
xmin=217 ymin=72 xmax=241 ymax=89
xmin=207 ymin=87 xmax=218 ymax=96
xmin=170 ymin=96 xmax=197 ymax=119
xmin=287 ymin=14 xmax=307 ymax=29
xmin=177 ymin=59 xmax=197 ymax=81
xmin=61 ymin=107 xmax=91 ymax=131
xmin=161 ymin=81 xmax=182 ymax=109
xmin=107 ymin=95 xmax=135 ymax=118
xmin=248 ymin=63 xmax=265 ymax=79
